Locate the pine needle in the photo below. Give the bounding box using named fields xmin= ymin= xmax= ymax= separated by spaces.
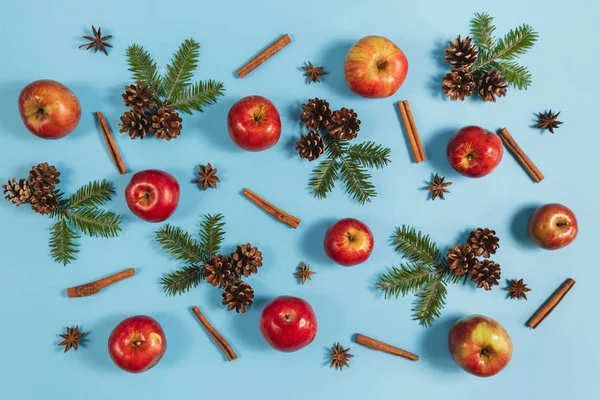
xmin=126 ymin=44 xmax=162 ymax=95
xmin=346 ymin=142 xmax=391 ymax=169
xmin=68 ymin=180 xmax=115 ymax=209
xmin=309 ymin=159 xmax=339 ymax=199
xmin=67 ymin=208 xmax=122 ymax=238
xmin=377 ymin=262 xmax=437 ymax=298
xmin=390 ymin=225 xmax=442 ymax=266
xmin=160 ymin=265 xmax=204 ymax=296
xmin=413 ymin=278 xmax=447 ymax=327
xmin=198 ymin=214 xmax=225 ymax=260
xmin=171 ymin=80 xmax=225 ymax=114
xmin=339 ymin=157 xmax=376 ymax=204
xmin=493 ymin=24 xmax=538 ymax=61
xmin=470 ymin=12 xmax=496 ymax=52
xmin=162 ymin=38 xmax=200 ymax=103
xmin=155 ymin=224 xmax=204 ymax=265
xmin=494 ymin=60 xmax=532 ymax=90
xmin=49 ymin=219 xmax=80 ymax=266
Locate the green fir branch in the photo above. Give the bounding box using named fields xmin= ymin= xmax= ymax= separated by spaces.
xmin=346 ymin=141 xmax=391 ymax=169
xmin=66 ymin=208 xmax=122 ymax=238
xmin=162 ymin=38 xmax=200 ymax=104
xmin=198 ymin=214 xmax=225 ymax=260
xmin=390 ymin=225 xmax=442 ymax=266
xmin=171 ymin=80 xmax=225 ymax=114
xmin=309 ymin=158 xmax=339 ymax=199
xmin=155 ymin=224 xmax=204 ymax=265
xmin=68 ymin=180 xmax=115 ymax=210
xmin=413 ymin=278 xmax=447 ymax=327
xmin=339 ymin=157 xmax=376 ymax=205
xmin=49 ymin=219 xmax=80 ymax=266
xmin=126 ymin=44 xmax=162 ymax=94
xmin=377 ymin=262 xmax=437 ymax=299
xmin=470 ymin=12 xmax=496 ymax=52
xmin=160 ymin=265 xmax=205 ymax=296
xmin=494 ymin=60 xmax=532 ymax=90
xmin=492 ymin=24 xmax=538 ymax=61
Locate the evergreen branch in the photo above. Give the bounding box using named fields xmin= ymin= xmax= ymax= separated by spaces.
xmin=390 ymin=225 xmax=442 ymax=266
xmin=49 ymin=219 xmax=80 ymax=266
xmin=413 ymin=278 xmax=447 ymax=327
xmin=160 ymin=265 xmax=204 ymax=296
xmin=163 ymin=38 xmax=200 ymax=103
xmin=66 ymin=208 xmax=122 ymax=238
xmin=68 ymin=180 xmax=115 ymax=210
xmin=494 ymin=60 xmax=532 ymax=90
xmin=493 ymin=24 xmax=538 ymax=61
xmin=377 ymin=262 xmax=437 ymax=298
xmin=126 ymin=44 xmax=162 ymax=94
xmin=171 ymin=80 xmax=225 ymax=114
xmin=339 ymin=157 xmax=376 ymax=204
xmin=309 ymin=158 xmax=339 ymax=200
xmin=155 ymin=224 xmax=204 ymax=265
xmin=324 ymin=135 xmax=347 ymax=159
xmin=470 ymin=12 xmax=496 ymax=52
xmin=346 ymin=141 xmax=391 ymax=169
xmin=198 ymin=214 xmax=226 ymax=260
xmin=50 ymin=190 xmax=70 ymax=219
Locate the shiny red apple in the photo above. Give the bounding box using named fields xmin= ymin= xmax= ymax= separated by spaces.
xmin=227 ymin=95 xmax=281 ymax=151
xmin=448 ymin=315 xmax=512 ymax=377
xmin=528 ymin=203 xmax=578 ymax=250
xmin=447 ymin=126 xmax=503 ymax=178
xmin=344 ymin=36 xmax=409 ymax=98
xmin=324 ymin=218 xmax=374 ymax=266
xmin=125 ymin=170 xmax=180 ymax=223
xmin=108 ymin=315 xmax=167 ymax=373
xmin=18 ymin=79 xmax=81 ymax=139
xmin=259 ymin=296 xmax=317 ymax=352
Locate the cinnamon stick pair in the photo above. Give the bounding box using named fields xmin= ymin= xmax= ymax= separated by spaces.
xmin=191 ymin=306 xmax=237 ymax=361
xmin=95 ymin=112 xmax=127 ymax=174
xmin=397 ymin=100 xmax=426 ymax=163
xmin=527 ymin=278 xmax=575 ymax=329
xmin=67 ymin=268 xmax=135 ymax=298
xmin=242 ymin=188 xmax=300 ymax=228
xmin=355 ymin=333 xmax=419 ymax=361
xmin=237 ymin=34 xmax=292 ymax=78
xmin=498 ymin=128 xmax=544 ymax=183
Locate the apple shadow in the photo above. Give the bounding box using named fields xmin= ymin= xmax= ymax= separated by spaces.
xmin=417 ymin=313 xmax=462 ymax=373
xmin=428 ymin=38 xmax=450 ymax=100
xmin=510 ymin=204 xmax=540 ymax=250
xmin=300 ymin=218 xmax=338 ymax=267
xmin=229 ymin=295 xmax=272 ymax=351
xmin=424 ymin=127 xmax=460 ymax=177
xmin=194 ymin=95 xmax=242 ymax=152
xmin=318 ymin=40 xmax=356 ymax=98
xmin=80 ymin=313 xmax=131 ymax=372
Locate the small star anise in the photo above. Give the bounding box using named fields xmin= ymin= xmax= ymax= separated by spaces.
xmin=295 ymin=262 xmax=315 ymax=285
xmin=79 ymin=26 xmax=112 ymax=56
xmin=426 ymin=173 xmax=452 ymax=200
xmin=329 ymin=343 xmax=353 ymax=371
xmin=58 ymin=326 xmax=86 ymax=352
xmin=506 ymin=279 xmax=531 ymax=300
xmin=196 ymin=163 xmax=220 ymax=190
xmin=302 ymin=62 xmax=327 ymax=84
xmin=535 ymin=110 xmax=562 ymax=134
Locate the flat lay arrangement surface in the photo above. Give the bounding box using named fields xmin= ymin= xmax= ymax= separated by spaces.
xmin=0 ymin=0 xmax=598 ymax=398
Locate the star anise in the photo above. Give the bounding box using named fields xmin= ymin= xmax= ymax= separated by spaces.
xmin=426 ymin=173 xmax=452 ymax=200
xmin=302 ymin=62 xmax=327 ymax=84
xmin=329 ymin=343 xmax=353 ymax=371
xmin=196 ymin=163 xmax=220 ymax=190
xmin=295 ymin=262 xmax=315 ymax=285
xmin=58 ymin=326 xmax=86 ymax=352
xmin=506 ymin=279 xmax=531 ymax=300
xmin=535 ymin=110 xmax=562 ymax=134
xmin=79 ymin=26 xmax=112 ymax=56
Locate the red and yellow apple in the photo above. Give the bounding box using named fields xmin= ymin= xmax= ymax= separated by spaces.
xmin=227 ymin=95 xmax=281 ymax=151
xmin=447 ymin=126 xmax=503 ymax=178
xmin=448 ymin=315 xmax=512 ymax=377
xmin=18 ymin=79 xmax=81 ymax=139
xmin=125 ymin=170 xmax=180 ymax=223
xmin=528 ymin=203 xmax=578 ymax=250
xmin=344 ymin=36 xmax=408 ymax=98
xmin=259 ymin=296 xmax=317 ymax=352
xmin=324 ymin=218 xmax=374 ymax=266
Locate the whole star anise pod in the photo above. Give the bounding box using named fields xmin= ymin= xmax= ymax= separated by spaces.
xmin=58 ymin=326 xmax=86 ymax=352
xmin=506 ymin=279 xmax=531 ymax=300
xmin=196 ymin=163 xmax=220 ymax=190
xmin=302 ymin=61 xmax=327 ymax=84
xmin=329 ymin=343 xmax=353 ymax=371
xmin=426 ymin=173 xmax=452 ymax=200
xmin=295 ymin=262 xmax=315 ymax=285
xmin=79 ymin=26 xmax=112 ymax=56
xmin=535 ymin=110 xmax=562 ymax=134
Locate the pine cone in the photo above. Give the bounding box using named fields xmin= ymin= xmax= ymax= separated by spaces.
xmin=30 ymin=189 xmax=58 ymax=215
xmin=29 ymin=162 xmax=60 ymax=191
xmin=300 ymin=98 xmax=332 ymax=132
xmin=477 ymin=69 xmax=508 ymax=102
xmin=231 ymin=243 xmax=263 ymax=277
xmin=444 ymin=35 xmax=479 ymax=70
xmin=471 ymin=260 xmax=501 ymax=291
xmin=328 ymin=107 xmax=360 ymax=141
xmin=151 ymin=107 xmax=182 ymax=141
xmin=446 ymin=244 xmax=479 ymax=275
xmin=122 ymin=81 xmax=156 ymax=111
xmin=222 ymin=280 xmax=254 ymax=313
xmin=442 ymin=70 xmax=475 ymax=101
xmin=296 ymin=131 xmax=325 ymax=161
xmin=2 ymin=178 xmax=32 ymax=206
xmin=119 ymin=110 xmax=151 ymax=139
xmin=204 ymin=255 xmax=236 ymax=287
xmin=468 ymin=228 xmax=500 ymax=258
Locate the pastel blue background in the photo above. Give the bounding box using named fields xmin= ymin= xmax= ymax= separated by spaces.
xmin=1 ymin=0 xmax=598 ymax=398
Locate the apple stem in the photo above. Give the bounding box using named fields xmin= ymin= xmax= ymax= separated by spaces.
xmin=557 ymin=221 xmax=569 ymax=227
xmin=134 ymin=192 xmax=151 ymax=204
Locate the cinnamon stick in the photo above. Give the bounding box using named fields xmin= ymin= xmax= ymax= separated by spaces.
xmin=67 ymin=268 xmax=135 ymax=298
xmin=191 ymin=306 xmax=238 ymax=361
xmin=398 ymin=101 xmax=426 ymax=163
xmin=355 ymin=333 xmax=419 ymax=361
xmin=498 ymin=128 xmax=544 ymax=183
xmin=95 ymin=112 xmax=127 ymax=174
xmin=237 ymin=34 xmax=292 ymax=78
xmin=527 ymin=278 xmax=575 ymax=329
xmin=242 ymin=188 xmax=300 ymax=228
xmin=402 ymin=101 xmax=426 ymax=162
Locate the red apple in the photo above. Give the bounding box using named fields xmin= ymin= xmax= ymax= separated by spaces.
xmin=344 ymin=36 xmax=409 ymax=98
xmin=108 ymin=315 xmax=167 ymax=374
xmin=18 ymin=79 xmax=81 ymax=139
xmin=448 ymin=315 xmax=512 ymax=377
xmin=528 ymin=203 xmax=578 ymax=250
xmin=447 ymin=126 xmax=503 ymax=178
xmin=259 ymin=296 xmax=317 ymax=352
xmin=324 ymin=218 xmax=374 ymax=266
xmin=125 ymin=170 xmax=180 ymax=223
xmin=227 ymin=95 xmax=281 ymax=151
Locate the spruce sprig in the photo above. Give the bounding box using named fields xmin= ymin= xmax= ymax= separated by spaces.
xmin=126 ymin=44 xmax=162 ymax=94
xmin=50 ymin=219 xmax=80 ymax=266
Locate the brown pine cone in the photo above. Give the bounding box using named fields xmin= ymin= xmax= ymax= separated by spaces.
xmin=222 ymin=280 xmax=254 ymax=313
xmin=29 ymin=162 xmax=60 ymax=191
xmin=296 ymin=131 xmax=325 ymax=161
xmin=2 ymin=178 xmax=32 ymax=206
xmin=471 ymin=260 xmax=501 ymax=291
xmin=444 ymin=35 xmax=479 ymax=70
xmin=204 ymin=255 xmax=236 ymax=287
xmin=30 ymin=189 xmax=58 ymax=215
xmin=231 ymin=243 xmax=263 ymax=277
xmin=442 ymin=70 xmax=475 ymax=101
xmin=328 ymin=107 xmax=360 ymax=141
xmin=477 ymin=69 xmax=508 ymax=102
xmin=151 ymin=107 xmax=182 ymax=141
xmin=119 ymin=110 xmax=151 ymax=139
xmin=300 ymin=98 xmax=332 ymax=132
xmin=122 ymin=81 xmax=156 ymax=111
xmin=468 ymin=228 xmax=500 ymax=258
xmin=446 ymin=244 xmax=479 ymax=275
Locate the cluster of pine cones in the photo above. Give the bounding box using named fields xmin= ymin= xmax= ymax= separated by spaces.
xmin=204 ymin=243 xmax=263 ymax=313
xmin=446 ymin=228 xmax=501 ymax=290
xmin=119 ymin=81 xmax=182 ymax=140
xmin=442 ymin=35 xmax=508 ymax=102
xmin=295 ymin=98 xmax=361 ymax=161
xmin=2 ymin=162 xmax=61 ymax=215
